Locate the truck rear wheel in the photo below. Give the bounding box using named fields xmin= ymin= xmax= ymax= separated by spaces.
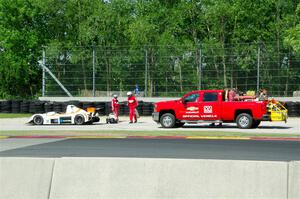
xmin=236 ymin=113 xmax=253 ymax=129
xmin=160 ymin=113 xmax=175 ymax=128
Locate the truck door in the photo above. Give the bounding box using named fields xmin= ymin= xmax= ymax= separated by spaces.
xmin=178 ymin=92 xmax=200 ymax=121
xmin=199 ymin=91 xmax=221 ymax=121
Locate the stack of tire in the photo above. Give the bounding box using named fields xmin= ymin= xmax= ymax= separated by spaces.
xmin=94 ymin=102 xmax=106 ymax=115
xmin=136 ymin=101 xmax=143 ymax=117
xmin=20 ymin=101 xmax=30 ymax=113
xmin=142 ymin=102 xmax=154 ymax=116
xmin=285 ymin=102 xmax=300 ymax=117
xmin=1 ymin=100 xmax=11 ymax=113
xmin=104 ymin=102 xmax=112 ymax=116
xmin=29 ymin=101 xmax=46 ymax=113
xmin=11 ymin=100 xmax=21 ymax=113
xmin=44 ymin=102 xmax=54 ymax=112
xmin=53 ymin=102 xmax=64 ymax=113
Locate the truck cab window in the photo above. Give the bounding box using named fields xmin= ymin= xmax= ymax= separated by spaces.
xmin=203 ymin=92 xmax=218 ymax=102
xmin=183 ymin=93 xmax=199 ymax=103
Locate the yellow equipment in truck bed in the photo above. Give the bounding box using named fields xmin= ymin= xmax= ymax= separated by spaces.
xmin=267 ymin=100 xmax=288 ymax=122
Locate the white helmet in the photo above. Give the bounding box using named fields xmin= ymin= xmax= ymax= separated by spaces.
xmin=113 ymin=94 xmax=118 ymax=98
xmin=127 ymin=91 xmax=132 ymax=96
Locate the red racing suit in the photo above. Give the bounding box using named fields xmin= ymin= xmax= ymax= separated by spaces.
xmin=127 ymin=95 xmax=138 ymax=122
xmin=111 ymin=98 xmax=119 ymax=120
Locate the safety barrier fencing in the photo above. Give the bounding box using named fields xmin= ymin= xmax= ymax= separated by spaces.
xmin=0 ymin=158 xmax=299 ymax=199
xmin=1 ymin=100 xmax=300 ymax=116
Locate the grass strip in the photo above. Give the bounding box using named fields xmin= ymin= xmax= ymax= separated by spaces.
xmin=0 ymin=113 xmax=32 ymax=118
xmin=0 ymin=130 xmax=299 ymax=138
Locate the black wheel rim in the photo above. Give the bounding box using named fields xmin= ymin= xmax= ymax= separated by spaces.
xmin=76 ymin=116 xmax=83 ymax=124
xmin=34 ymin=116 xmax=42 ymax=124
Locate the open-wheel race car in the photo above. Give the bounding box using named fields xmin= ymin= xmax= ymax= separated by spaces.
xmin=28 ymin=105 xmax=100 ymax=125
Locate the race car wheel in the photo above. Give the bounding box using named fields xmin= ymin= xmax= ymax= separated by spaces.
xmin=236 ymin=113 xmax=253 ymax=129
xmin=160 ymin=113 xmax=175 ymax=128
xmin=252 ymin=120 xmax=261 ymax=128
xmin=33 ymin=115 xmax=43 ymax=125
xmin=74 ymin=114 xmax=85 ymax=125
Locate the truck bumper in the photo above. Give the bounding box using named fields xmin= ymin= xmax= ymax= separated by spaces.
xmin=152 ymin=112 xmax=159 ymax=123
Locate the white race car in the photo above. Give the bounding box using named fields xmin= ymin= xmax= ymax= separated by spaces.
xmin=28 ymin=105 xmax=100 ymax=125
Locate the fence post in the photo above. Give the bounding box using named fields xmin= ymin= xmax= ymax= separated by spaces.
xmin=92 ymin=46 xmax=96 ymax=97
xmin=257 ymin=45 xmax=260 ymax=92
xmin=42 ymin=47 xmax=46 ymax=97
xmin=145 ymin=49 xmax=148 ymax=97
xmin=198 ymin=48 xmax=202 ymax=90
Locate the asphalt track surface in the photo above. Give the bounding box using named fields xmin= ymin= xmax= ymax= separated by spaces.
xmin=0 ymin=138 xmax=299 ymax=161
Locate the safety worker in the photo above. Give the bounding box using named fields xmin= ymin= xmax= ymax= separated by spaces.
xmin=228 ymin=88 xmax=236 ymax=101
xmin=111 ymin=94 xmax=119 ymax=122
xmin=259 ymin=89 xmax=268 ymax=101
xmin=127 ymin=91 xmax=138 ymax=123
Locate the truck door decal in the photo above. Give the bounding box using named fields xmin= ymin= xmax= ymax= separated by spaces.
xmin=204 ymin=105 xmax=213 ymax=113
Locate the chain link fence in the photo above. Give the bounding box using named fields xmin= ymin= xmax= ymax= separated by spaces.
xmin=42 ymin=43 xmax=300 ymax=97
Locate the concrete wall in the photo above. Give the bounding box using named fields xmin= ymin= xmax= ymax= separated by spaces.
xmin=289 ymin=161 xmax=300 ymax=199
xmin=49 ymin=158 xmax=288 ymax=199
xmin=0 ymin=158 xmax=55 ymax=199
xmin=1 ymin=157 xmax=299 ymax=199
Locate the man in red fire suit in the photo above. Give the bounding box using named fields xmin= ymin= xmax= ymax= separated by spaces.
xmin=111 ymin=94 xmax=119 ymax=122
xmin=127 ymin=91 xmax=138 ymax=123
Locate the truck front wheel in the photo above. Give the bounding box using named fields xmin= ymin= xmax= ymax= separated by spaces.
xmin=160 ymin=113 xmax=176 ymax=128
xmin=236 ymin=113 xmax=253 ymax=129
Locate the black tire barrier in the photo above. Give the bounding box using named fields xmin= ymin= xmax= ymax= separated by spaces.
xmin=1 ymin=100 xmax=11 ymax=113
xmin=94 ymin=102 xmax=106 ymax=115
xmin=44 ymin=102 xmax=54 ymax=112
xmin=136 ymin=101 xmax=143 ymax=112
xmin=82 ymin=102 xmax=94 ymax=110
xmin=53 ymin=102 xmax=63 ymax=113
xmin=29 ymin=101 xmax=46 ymax=114
xmin=142 ymin=102 xmax=154 ymax=116
xmin=0 ymin=100 xmax=299 ymax=117
xmin=29 ymin=101 xmax=36 ymax=113
xmin=11 ymin=100 xmax=21 ymax=113
xmin=297 ymin=103 xmax=300 ymax=115
xmin=285 ymin=102 xmax=299 ymax=117
xmin=105 ymin=102 xmax=111 ymax=116
xmin=20 ymin=101 xmax=30 ymax=113
xmin=119 ymin=104 xmax=129 ymax=116
xmin=62 ymin=102 xmax=68 ymax=112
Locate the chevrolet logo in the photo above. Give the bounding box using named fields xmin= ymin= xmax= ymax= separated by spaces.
xmin=186 ymin=107 xmax=199 ymax=111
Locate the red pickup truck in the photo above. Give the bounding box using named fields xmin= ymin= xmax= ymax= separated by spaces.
xmin=152 ymin=90 xmax=286 ymax=129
